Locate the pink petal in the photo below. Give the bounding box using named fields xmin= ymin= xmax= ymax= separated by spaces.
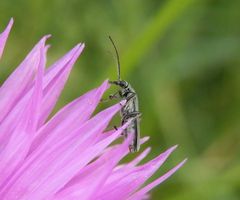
xmin=0 ymin=43 xmax=83 ymax=149
xmin=0 ymin=36 xmax=48 ymax=151
xmin=96 ymin=145 xmax=178 ymax=200
xmin=0 ymin=41 xmax=46 ymax=190
xmin=54 ymin=138 xmax=130 ymax=200
xmin=0 ymin=18 xmax=13 ymax=59
xmin=126 ymin=147 xmax=151 ymax=167
xmin=0 ymin=35 xmax=49 ymax=124
xmin=37 ymin=43 xmax=85 ymax=126
xmin=44 ymin=44 xmax=82 ymax=85
xmin=95 ymin=129 xmax=115 ymax=143
xmin=129 ymin=159 xmax=187 ymax=200
xmin=29 ymin=79 xmax=109 ymax=154
xmin=2 ymin=102 xmax=124 ymax=199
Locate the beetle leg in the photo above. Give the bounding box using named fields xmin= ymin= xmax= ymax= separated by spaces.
xmin=100 ymin=91 xmax=120 ymax=102
xmin=109 ymin=91 xmax=121 ymax=100
xmin=125 ymin=92 xmax=136 ymax=101
xmin=122 ymin=112 xmax=141 ymax=122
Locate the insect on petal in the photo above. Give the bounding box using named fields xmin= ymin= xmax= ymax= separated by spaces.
xmin=0 ymin=19 xmax=186 ymax=200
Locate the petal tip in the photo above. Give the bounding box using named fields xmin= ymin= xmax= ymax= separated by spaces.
xmin=42 ymin=35 xmax=51 ymax=43
xmin=182 ymin=158 xmax=188 ymax=164
xmin=103 ymin=79 xmax=111 ymax=89
xmin=81 ymin=43 xmax=85 ymax=48
xmin=8 ymin=18 xmax=14 ymax=27
xmin=76 ymin=43 xmax=85 ymax=52
xmin=140 ymin=136 xmax=150 ymax=144
xmin=171 ymin=144 xmax=178 ymax=151
xmin=165 ymin=145 xmax=178 ymax=156
xmin=4 ymin=18 xmax=14 ymax=32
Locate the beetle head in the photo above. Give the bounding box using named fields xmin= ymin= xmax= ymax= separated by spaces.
xmin=109 ymin=80 xmax=128 ymax=88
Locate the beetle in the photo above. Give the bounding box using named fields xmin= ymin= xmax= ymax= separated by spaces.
xmin=108 ymin=36 xmax=141 ymax=153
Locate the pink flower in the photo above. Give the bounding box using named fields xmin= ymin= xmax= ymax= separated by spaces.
xmin=0 ymin=19 xmax=186 ymax=200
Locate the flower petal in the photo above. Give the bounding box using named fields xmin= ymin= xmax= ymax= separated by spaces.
xmin=0 ymin=35 xmax=49 ymax=124
xmin=96 ymin=145 xmax=178 ymax=200
xmin=0 ymin=40 xmax=46 ymax=191
xmin=129 ymin=159 xmax=187 ymax=200
xmin=29 ymin=79 xmax=109 ymax=154
xmin=54 ymin=137 xmax=130 ymax=200
xmin=2 ymin=102 xmax=124 ymax=199
xmin=0 ymin=18 xmax=13 ymax=59
xmin=0 ymin=43 xmax=83 ymax=148
xmin=0 ymin=37 xmax=48 ymax=150
xmin=37 ymin=43 xmax=85 ymax=126
xmin=44 ymin=44 xmax=82 ymax=85
xmin=113 ymin=137 xmax=150 ymax=172
xmin=126 ymin=147 xmax=151 ymax=167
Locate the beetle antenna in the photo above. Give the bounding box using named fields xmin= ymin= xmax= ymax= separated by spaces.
xmin=109 ymin=36 xmax=121 ymax=81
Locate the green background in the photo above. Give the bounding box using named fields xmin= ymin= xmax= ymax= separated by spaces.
xmin=1 ymin=0 xmax=240 ymax=199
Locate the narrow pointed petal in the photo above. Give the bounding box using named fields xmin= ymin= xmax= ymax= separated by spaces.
xmin=0 ymin=18 xmax=13 ymax=59
xmin=113 ymin=137 xmax=150 ymax=172
xmin=0 ymin=36 xmax=49 ymax=123
xmin=96 ymin=129 xmax=115 ymax=143
xmin=0 ymin=43 xmax=83 ymax=147
xmin=127 ymin=147 xmax=151 ymax=167
xmin=38 ymin=43 xmax=85 ymax=126
xmin=129 ymin=159 xmax=187 ymax=200
xmin=29 ymin=79 xmax=109 ymax=154
xmin=44 ymin=44 xmax=82 ymax=85
xmin=2 ymin=102 xmax=124 ymax=199
xmin=0 ymin=43 xmax=48 ymax=147
xmin=99 ymin=136 xmax=150 ymax=170
xmin=0 ymin=43 xmax=45 ymax=190
xmin=54 ymin=139 xmax=130 ymax=200
xmin=27 ymin=40 xmax=45 ymax=133
xmin=96 ymin=146 xmax=178 ymax=200
xmin=66 ymin=136 xmax=131 ymax=188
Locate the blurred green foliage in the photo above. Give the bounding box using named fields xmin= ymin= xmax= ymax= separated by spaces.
xmin=1 ymin=0 xmax=240 ymax=199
